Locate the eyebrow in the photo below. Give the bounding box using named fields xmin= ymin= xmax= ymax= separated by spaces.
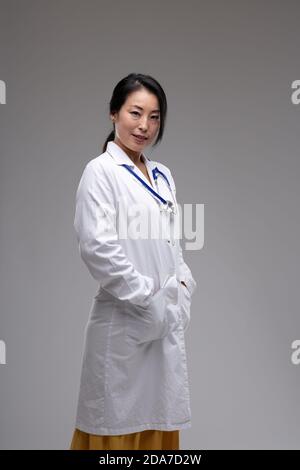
xmin=131 ymin=105 xmax=160 ymax=113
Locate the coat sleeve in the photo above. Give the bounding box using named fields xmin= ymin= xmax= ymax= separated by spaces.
xmin=73 ymin=160 xmax=155 ymax=307
xmin=167 ymin=168 xmax=197 ymax=297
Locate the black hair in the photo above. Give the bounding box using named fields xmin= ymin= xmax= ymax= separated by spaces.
xmin=102 ymin=73 xmax=167 ymax=153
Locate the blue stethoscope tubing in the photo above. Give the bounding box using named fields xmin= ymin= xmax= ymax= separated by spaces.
xmin=121 ymin=163 xmax=177 ymax=214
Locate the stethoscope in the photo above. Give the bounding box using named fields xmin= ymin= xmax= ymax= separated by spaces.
xmin=120 ymin=163 xmax=177 ymax=215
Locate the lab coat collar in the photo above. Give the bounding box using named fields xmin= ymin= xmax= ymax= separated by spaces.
xmin=106 ymin=141 xmax=153 ymax=168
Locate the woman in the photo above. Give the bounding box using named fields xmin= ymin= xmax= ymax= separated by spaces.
xmin=70 ymin=73 xmax=197 ymax=450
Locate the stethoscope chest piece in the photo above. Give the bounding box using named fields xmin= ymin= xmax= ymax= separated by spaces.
xmin=160 ymin=199 xmax=177 ymax=215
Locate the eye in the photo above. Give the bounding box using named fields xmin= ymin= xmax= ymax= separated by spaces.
xmin=130 ymin=111 xmax=159 ymax=120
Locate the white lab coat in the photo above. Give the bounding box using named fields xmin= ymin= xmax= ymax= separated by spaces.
xmin=73 ymin=141 xmax=197 ymax=435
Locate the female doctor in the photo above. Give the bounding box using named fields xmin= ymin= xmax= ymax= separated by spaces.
xmin=70 ymin=73 xmax=197 ymax=450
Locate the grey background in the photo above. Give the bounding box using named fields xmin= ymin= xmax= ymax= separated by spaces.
xmin=0 ymin=0 xmax=300 ymax=449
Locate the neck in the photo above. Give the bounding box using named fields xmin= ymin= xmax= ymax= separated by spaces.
xmin=114 ymin=138 xmax=143 ymax=165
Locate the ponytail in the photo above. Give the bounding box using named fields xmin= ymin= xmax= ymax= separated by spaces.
xmin=102 ymin=129 xmax=115 ymax=153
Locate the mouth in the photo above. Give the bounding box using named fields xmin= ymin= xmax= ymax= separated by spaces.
xmin=132 ymin=134 xmax=148 ymax=143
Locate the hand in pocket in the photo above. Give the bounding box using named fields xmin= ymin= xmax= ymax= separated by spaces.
xmin=126 ymin=275 xmax=178 ymax=344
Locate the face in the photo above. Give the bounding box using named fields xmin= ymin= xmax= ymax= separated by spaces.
xmin=110 ymin=87 xmax=161 ymax=160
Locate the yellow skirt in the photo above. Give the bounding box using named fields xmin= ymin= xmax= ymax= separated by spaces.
xmin=70 ymin=427 xmax=180 ymax=450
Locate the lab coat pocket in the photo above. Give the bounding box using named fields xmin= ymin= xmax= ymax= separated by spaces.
xmin=125 ymin=275 xmax=178 ymax=344
xmin=178 ymin=281 xmax=192 ymax=332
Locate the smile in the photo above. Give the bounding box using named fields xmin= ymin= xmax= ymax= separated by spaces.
xmin=132 ymin=134 xmax=147 ymax=142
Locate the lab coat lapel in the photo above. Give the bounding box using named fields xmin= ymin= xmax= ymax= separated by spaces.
xmin=106 ymin=141 xmax=160 ymax=203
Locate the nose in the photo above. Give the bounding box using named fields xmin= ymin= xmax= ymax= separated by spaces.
xmin=138 ymin=116 xmax=148 ymax=132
